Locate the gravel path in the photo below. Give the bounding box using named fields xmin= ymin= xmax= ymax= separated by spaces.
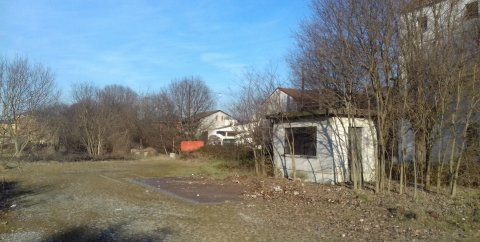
xmin=1 ymin=158 xmax=479 ymax=241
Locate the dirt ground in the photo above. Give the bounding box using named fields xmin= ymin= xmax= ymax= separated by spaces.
xmin=1 ymin=157 xmax=480 ymax=241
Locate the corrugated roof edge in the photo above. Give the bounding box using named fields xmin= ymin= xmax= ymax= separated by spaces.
xmin=266 ymin=108 xmax=376 ymax=121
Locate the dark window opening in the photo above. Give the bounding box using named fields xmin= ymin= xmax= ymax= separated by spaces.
xmin=216 ymin=131 xmax=237 ymax=137
xmin=466 ymin=1 xmax=479 ymax=19
xmin=285 ymin=127 xmax=316 ymax=156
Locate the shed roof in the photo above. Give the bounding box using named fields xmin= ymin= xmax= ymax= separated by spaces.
xmin=266 ymin=108 xmax=376 ymax=122
xmin=275 ymin=87 xmax=343 ymax=110
xmin=275 ymin=87 xmax=374 ymax=111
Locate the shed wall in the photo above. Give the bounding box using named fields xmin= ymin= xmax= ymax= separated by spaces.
xmin=272 ymin=117 xmax=377 ymax=183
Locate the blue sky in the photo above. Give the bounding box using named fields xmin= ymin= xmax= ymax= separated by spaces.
xmin=0 ymin=0 xmax=310 ymax=108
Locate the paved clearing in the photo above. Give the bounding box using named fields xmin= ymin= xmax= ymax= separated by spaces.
xmin=1 ymin=157 xmax=480 ymax=241
xmin=134 ymin=177 xmax=243 ymax=204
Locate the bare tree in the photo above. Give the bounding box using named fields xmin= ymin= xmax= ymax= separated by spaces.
xmin=230 ymin=65 xmax=283 ymax=175
xmin=167 ymin=77 xmax=215 ymax=139
xmin=33 ymin=103 xmax=71 ymax=153
xmin=400 ymin=0 xmax=480 ymax=197
xmin=290 ymin=0 xmax=399 ymax=192
xmin=0 ymin=56 xmax=59 ymax=157
xmin=70 ymin=83 xmax=106 ymax=157
xmin=447 ymin=67 xmax=479 ymax=197
xmin=98 ymin=85 xmax=139 ymax=155
xmin=290 ymin=0 xmax=479 ymax=197
xmin=138 ymin=90 xmax=179 ymax=153
xmin=70 ymin=83 xmax=141 ymax=157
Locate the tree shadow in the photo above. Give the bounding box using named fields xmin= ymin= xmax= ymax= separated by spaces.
xmin=45 ymin=224 xmax=175 ymax=242
xmin=1 ymin=180 xmax=51 ymax=212
xmin=0 ymin=180 xmax=34 ymax=212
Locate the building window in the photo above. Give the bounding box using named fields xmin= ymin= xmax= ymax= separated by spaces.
xmin=216 ymin=115 xmax=219 ymax=121
xmin=466 ymin=1 xmax=479 ymax=19
xmin=284 ymin=127 xmax=316 ymax=156
xmin=419 ymin=15 xmax=428 ymax=32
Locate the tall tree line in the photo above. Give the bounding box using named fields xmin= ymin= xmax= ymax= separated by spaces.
xmin=0 ymin=60 xmax=215 ymax=159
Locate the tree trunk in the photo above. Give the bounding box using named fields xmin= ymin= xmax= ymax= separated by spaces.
xmin=436 ymin=164 xmax=443 ymax=193
xmin=425 ymin=138 xmax=432 ymax=190
xmin=291 ymin=155 xmax=297 ymax=180
xmin=13 ymin=137 xmax=25 ymax=158
xmin=415 ymin=129 xmax=427 ymax=194
xmin=399 ymin=162 xmax=404 ymax=195
xmin=253 ymin=149 xmax=259 ymax=175
xmin=450 ymin=110 xmax=475 ymax=197
xmin=260 ymin=146 xmax=266 ymax=176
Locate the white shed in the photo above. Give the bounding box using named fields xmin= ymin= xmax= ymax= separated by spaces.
xmin=269 ymin=109 xmax=377 ymax=184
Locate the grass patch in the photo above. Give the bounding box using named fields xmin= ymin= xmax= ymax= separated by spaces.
xmin=196 ymin=159 xmax=252 ymax=178
xmin=197 ymin=160 xmax=230 ymax=178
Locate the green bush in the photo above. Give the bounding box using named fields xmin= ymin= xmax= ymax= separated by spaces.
xmin=197 ymin=145 xmax=255 ymax=169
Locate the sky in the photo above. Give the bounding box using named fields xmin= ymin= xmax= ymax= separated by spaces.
xmin=0 ymin=0 xmax=310 ymax=108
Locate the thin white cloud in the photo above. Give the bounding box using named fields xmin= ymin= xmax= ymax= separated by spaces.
xmin=0 ymin=0 xmax=310 ymax=108
xmin=201 ymin=52 xmax=245 ymax=75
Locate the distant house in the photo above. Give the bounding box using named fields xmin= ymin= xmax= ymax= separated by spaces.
xmin=207 ymin=122 xmax=254 ymax=146
xmin=194 ymin=110 xmax=237 ymax=134
xmin=207 ymin=125 xmax=239 ymax=145
xmin=263 ymin=87 xmax=377 ymax=184
xmin=195 ymin=110 xmax=257 ymax=146
xmin=183 ymin=110 xmax=238 ymax=141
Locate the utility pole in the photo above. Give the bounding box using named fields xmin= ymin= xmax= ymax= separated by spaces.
xmin=301 ymin=65 xmax=305 ymax=110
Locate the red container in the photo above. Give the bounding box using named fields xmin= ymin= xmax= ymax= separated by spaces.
xmin=180 ymin=140 xmax=205 ymax=152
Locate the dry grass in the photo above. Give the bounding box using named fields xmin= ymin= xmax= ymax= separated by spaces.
xmin=0 ymin=157 xmax=479 ymax=241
